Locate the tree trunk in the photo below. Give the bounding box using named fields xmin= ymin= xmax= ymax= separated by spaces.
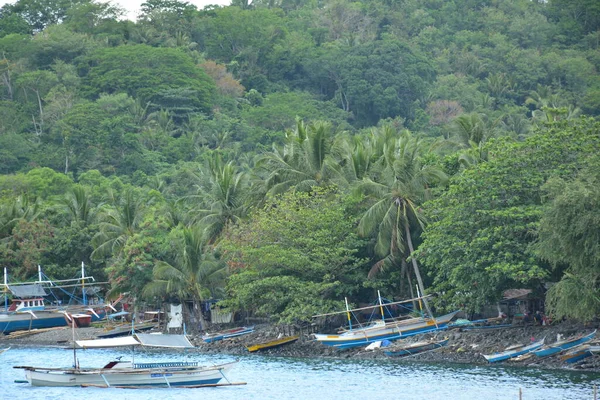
xmin=405 ymin=223 xmax=436 ymax=323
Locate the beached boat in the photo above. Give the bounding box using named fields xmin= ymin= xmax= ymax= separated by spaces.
xmin=1 ymin=265 xmax=108 ymax=334
xmin=560 ymin=344 xmax=594 ymax=364
xmin=313 ymin=310 xmax=459 ymax=350
xmin=202 ymin=326 xmax=254 ymax=343
xmin=246 ymin=335 xmax=299 ymax=352
xmin=15 ymin=333 xmax=243 ymax=388
xmin=383 ymin=337 xmax=449 ymax=357
xmin=533 ymin=330 xmax=596 ymax=358
xmin=96 ymin=321 xmax=158 ymax=338
xmin=482 ymin=338 xmax=545 ymax=363
xmin=64 ymin=313 xmax=92 ymax=328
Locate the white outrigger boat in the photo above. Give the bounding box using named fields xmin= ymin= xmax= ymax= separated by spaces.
xmin=312 ymin=292 xmax=459 ymax=349
xmin=15 ymin=333 xmax=244 ymax=388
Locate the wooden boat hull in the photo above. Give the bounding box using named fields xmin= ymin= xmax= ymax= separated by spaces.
xmin=247 ymin=335 xmax=299 ymax=352
xmin=533 ymin=330 xmax=596 ymax=357
xmin=384 ymin=338 xmax=449 ymax=357
xmin=483 ymin=339 xmax=545 ymax=363
xmin=313 ymin=311 xmax=459 ymax=350
xmin=0 ymin=312 xmax=67 ymax=334
xmin=561 ymin=346 xmax=593 ymax=364
xmin=21 ymin=361 xmax=236 ymax=387
xmin=202 ymin=326 xmax=254 ymax=343
xmin=65 ymin=314 xmax=92 ymax=328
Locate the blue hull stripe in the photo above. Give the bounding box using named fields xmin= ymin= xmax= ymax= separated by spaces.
xmin=1 ymin=316 xmax=67 ymax=334
xmin=331 ymin=325 xmax=450 ymax=349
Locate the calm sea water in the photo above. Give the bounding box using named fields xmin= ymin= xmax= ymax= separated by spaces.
xmin=1 ymin=345 xmax=599 ymax=400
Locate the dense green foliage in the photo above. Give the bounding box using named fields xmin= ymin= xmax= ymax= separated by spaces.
xmin=1 ymin=0 xmax=599 ymax=325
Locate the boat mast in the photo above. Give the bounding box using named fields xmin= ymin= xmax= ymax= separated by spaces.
xmin=3 ymin=267 xmax=7 ymax=311
xmin=344 ymin=297 xmax=352 ymax=331
xmin=81 ymin=262 xmax=87 ymax=306
xmin=377 ymin=290 xmax=385 ymax=322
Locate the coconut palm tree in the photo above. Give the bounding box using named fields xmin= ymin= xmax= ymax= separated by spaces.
xmin=257 ymin=118 xmax=346 ymax=195
xmin=91 ymin=189 xmax=144 ymax=260
xmin=187 ymin=153 xmax=250 ymax=244
xmin=0 ymin=195 xmax=41 ymax=240
xmin=357 ymin=130 xmax=447 ymax=315
xmin=143 ymin=225 xmax=227 ymax=331
xmin=60 ymin=185 xmax=96 ymax=227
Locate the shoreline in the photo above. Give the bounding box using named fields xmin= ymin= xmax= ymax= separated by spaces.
xmin=2 ymin=321 xmax=600 ymax=372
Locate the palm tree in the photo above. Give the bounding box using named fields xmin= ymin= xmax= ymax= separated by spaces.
xmin=91 ymin=189 xmax=144 ymax=261
xmin=0 ymin=195 xmax=41 ymax=240
xmin=257 ymin=118 xmax=346 ymax=195
xmin=357 ymin=130 xmax=447 ymax=315
xmin=143 ymin=225 xmax=227 ymax=331
xmin=60 ymin=185 xmax=95 ymax=227
xmin=187 ymin=153 xmax=250 ymax=244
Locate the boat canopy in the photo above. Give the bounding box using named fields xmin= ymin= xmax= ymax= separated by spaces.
xmin=8 ymin=284 xmax=47 ymax=298
xmin=75 ymin=334 xmax=194 ymax=349
xmin=136 ymin=333 xmax=194 ymax=348
xmin=76 ymin=336 xmax=140 ymax=349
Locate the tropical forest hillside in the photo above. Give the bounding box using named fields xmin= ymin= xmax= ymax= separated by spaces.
xmin=0 ymin=0 xmax=599 ymax=326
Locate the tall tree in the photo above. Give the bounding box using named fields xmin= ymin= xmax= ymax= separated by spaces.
xmin=357 ymin=129 xmax=447 ymax=312
xmin=419 ymin=117 xmax=600 ymax=313
xmin=143 ymin=224 xmax=226 ymax=331
xmin=91 ymin=189 xmax=144 ymax=261
xmin=257 ymin=118 xmax=346 ymax=196
xmin=533 ymin=159 xmax=600 ymax=322
xmin=187 ymin=153 xmax=250 ymax=244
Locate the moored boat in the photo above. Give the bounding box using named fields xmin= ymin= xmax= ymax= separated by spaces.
xmin=482 ymin=338 xmax=545 ymax=363
xmin=14 ymin=332 xmax=243 ymax=388
xmin=383 ymin=337 xmax=449 ymax=357
xmin=533 ymin=330 xmax=596 ymax=358
xmin=246 ymin=335 xmax=299 ymax=352
xmin=16 ymin=360 xmax=238 ymax=388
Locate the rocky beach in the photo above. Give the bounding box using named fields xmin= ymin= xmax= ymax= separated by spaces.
xmin=2 ymin=319 xmax=600 ymax=372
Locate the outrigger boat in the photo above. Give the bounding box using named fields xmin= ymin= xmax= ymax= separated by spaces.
xmin=246 ymin=335 xmax=299 ymax=353
xmin=202 ymin=326 xmax=254 ymax=343
xmin=312 ymin=292 xmax=459 ymax=350
xmin=533 ymin=330 xmax=596 ymax=358
xmin=482 ymin=338 xmax=545 ymax=363
xmin=1 ymin=265 xmax=109 ymax=334
xmin=383 ymin=337 xmax=449 ymax=357
xmin=15 ymin=333 xmax=243 ymax=388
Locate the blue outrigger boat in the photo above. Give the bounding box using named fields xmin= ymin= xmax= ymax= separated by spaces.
xmin=561 ymin=345 xmax=594 ymax=364
xmin=1 ymin=265 xmax=107 ymax=334
xmin=533 ymin=330 xmax=596 ymax=358
xmin=483 ymin=338 xmax=545 ymax=363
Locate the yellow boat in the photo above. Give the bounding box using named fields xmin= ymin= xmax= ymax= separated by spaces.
xmin=246 ymin=335 xmax=299 ymax=353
